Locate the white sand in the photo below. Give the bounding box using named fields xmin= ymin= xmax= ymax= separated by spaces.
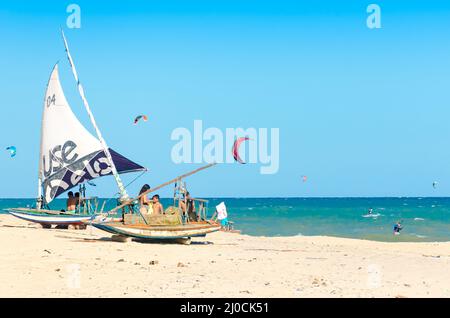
xmin=1 ymin=214 xmax=449 ymax=298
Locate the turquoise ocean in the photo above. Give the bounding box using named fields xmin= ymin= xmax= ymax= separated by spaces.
xmin=1 ymin=197 xmax=449 ymax=242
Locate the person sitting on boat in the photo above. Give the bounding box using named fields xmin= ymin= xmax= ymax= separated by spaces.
xmin=180 ymin=191 xmax=197 ymax=221
xmin=66 ymin=191 xmax=77 ymax=213
xmin=152 ymin=194 xmax=164 ymax=215
xmin=138 ymin=184 xmax=153 ymax=215
xmin=75 ymin=192 xmax=84 ymax=211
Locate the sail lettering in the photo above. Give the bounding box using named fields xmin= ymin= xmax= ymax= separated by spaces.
xmin=95 ymin=157 xmax=112 ymax=175
xmin=84 ymin=159 xmax=100 ymax=178
xmin=61 ymin=140 xmax=78 ymax=164
xmin=43 ymin=152 xmax=114 ymax=203
xmin=42 ymin=156 xmax=52 ymax=178
xmin=43 ymin=140 xmax=113 ymax=179
xmin=51 ymin=145 xmax=62 ymax=171
xmin=70 ymin=170 xmax=86 ymax=185
xmin=43 ymin=140 xmax=79 ymax=177
xmin=45 ymin=179 xmax=69 ymax=203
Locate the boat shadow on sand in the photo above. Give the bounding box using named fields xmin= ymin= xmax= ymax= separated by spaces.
xmin=0 ymin=222 xmax=217 ymax=245
xmin=72 ymin=237 xmax=215 ymax=245
xmin=1 ymin=224 xmax=37 ymax=230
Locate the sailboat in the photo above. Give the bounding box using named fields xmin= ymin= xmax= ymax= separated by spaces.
xmin=7 ymin=31 xmax=146 ymax=227
xmin=9 ymin=31 xmax=221 ymax=241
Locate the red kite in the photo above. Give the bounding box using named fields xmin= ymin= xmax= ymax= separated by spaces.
xmin=232 ymin=137 xmax=250 ymax=164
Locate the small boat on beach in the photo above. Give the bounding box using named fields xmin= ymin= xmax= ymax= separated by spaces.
xmin=8 ymin=208 xmax=94 ymax=226
xmin=9 ymin=31 xmax=221 ymax=241
xmin=93 ymin=221 xmax=220 ymax=240
xmin=7 ymin=31 xmax=146 ymax=226
xmin=89 ymin=164 xmax=222 ymax=242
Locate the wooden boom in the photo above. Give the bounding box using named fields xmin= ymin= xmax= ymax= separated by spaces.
xmin=108 ymin=163 xmax=217 ymax=213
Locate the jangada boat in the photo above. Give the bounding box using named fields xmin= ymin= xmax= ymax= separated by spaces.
xmin=89 ymin=165 xmax=221 ymax=243
xmin=9 ymin=31 xmax=221 ymax=240
xmin=7 ymin=31 xmax=146 ymax=226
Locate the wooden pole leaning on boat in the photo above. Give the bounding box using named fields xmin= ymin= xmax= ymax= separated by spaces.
xmin=108 ymin=162 xmax=217 ymax=214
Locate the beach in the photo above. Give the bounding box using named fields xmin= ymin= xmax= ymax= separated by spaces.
xmin=0 ymin=214 xmax=449 ymax=298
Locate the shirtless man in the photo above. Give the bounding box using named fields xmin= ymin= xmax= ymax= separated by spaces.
xmin=152 ymin=195 xmax=164 ymax=215
xmin=75 ymin=192 xmax=84 ymax=210
xmin=66 ymin=191 xmax=77 ymax=212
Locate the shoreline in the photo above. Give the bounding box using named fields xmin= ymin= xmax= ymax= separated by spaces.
xmin=1 ymin=212 xmax=445 ymax=243
xmin=2 ymin=197 xmax=449 ymax=243
xmin=1 ymin=214 xmax=450 ymax=297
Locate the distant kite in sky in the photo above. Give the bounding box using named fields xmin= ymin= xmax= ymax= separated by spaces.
xmin=301 ymin=175 xmax=308 ymax=182
xmin=232 ymin=137 xmax=250 ymax=164
xmin=433 ymin=181 xmax=438 ymax=189
xmin=134 ymin=115 xmax=148 ymax=125
xmin=6 ymin=146 xmax=16 ymax=158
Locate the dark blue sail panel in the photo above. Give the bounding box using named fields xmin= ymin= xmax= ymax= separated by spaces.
xmin=42 ymin=148 xmax=145 ymax=204
xmin=109 ymin=148 xmax=145 ymax=174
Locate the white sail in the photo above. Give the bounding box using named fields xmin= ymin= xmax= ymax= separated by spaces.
xmin=39 ymin=64 xmax=144 ymax=204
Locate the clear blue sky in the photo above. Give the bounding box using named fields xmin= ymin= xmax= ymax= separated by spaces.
xmin=1 ymin=0 xmax=450 ymax=198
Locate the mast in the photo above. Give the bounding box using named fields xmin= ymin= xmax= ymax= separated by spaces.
xmin=37 ymin=116 xmax=43 ymax=209
xmin=37 ymin=65 xmax=58 ymax=209
xmin=60 ymin=30 xmax=129 ymax=201
xmin=37 ymin=170 xmax=43 ymax=209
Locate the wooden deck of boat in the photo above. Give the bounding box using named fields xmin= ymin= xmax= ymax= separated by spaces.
xmin=107 ymin=221 xmax=219 ymax=231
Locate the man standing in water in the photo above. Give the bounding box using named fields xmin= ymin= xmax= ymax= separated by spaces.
xmin=393 ymin=221 xmax=403 ymax=235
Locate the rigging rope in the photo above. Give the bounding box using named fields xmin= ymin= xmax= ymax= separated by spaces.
xmin=102 ymin=170 xmax=147 ymax=213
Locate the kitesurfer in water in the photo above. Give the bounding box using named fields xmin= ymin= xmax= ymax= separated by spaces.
xmin=393 ymin=221 xmax=403 ymax=235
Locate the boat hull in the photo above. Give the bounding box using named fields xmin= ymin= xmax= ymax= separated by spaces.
xmin=91 ymin=221 xmax=221 ymax=240
xmin=7 ymin=208 xmax=95 ymax=225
